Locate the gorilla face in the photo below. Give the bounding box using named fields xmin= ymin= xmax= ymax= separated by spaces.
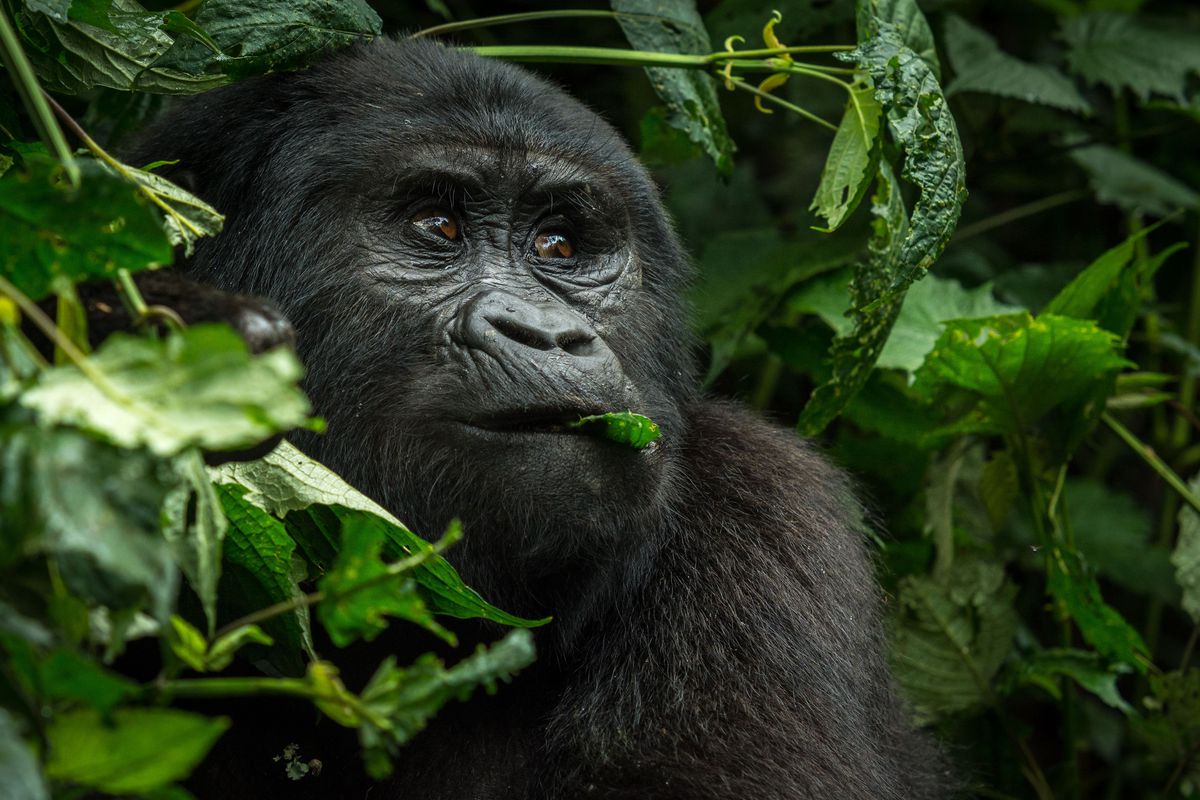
xmin=140 ymin=40 xmax=695 ymax=591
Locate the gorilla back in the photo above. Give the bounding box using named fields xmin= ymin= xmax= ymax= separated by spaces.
xmin=128 ymin=38 xmax=951 ymax=799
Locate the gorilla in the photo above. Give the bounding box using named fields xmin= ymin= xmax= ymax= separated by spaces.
xmin=119 ymin=37 xmax=950 ymax=800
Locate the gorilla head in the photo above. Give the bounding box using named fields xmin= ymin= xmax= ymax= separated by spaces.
xmin=135 ymin=39 xmax=691 ymax=608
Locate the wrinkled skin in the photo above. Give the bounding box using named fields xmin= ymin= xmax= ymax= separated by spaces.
xmin=123 ymin=38 xmax=952 ymax=800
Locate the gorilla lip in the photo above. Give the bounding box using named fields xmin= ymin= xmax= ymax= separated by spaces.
xmin=465 ymin=406 xmax=605 ymax=435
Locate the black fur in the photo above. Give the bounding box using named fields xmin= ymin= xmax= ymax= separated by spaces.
xmin=125 ymin=38 xmax=950 ymax=799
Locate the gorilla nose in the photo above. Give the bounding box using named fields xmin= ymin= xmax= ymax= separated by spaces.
xmin=460 ymin=291 xmax=608 ymax=361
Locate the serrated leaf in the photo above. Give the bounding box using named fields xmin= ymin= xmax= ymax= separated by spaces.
xmin=611 ymin=0 xmax=734 ymax=175
xmin=0 ymin=424 xmax=178 ymax=619
xmin=1010 ymin=648 xmax=1133 ymax=714
xmin=567 ymin=411 xmax=661 ymax=449
xmin=45 ymin=708 xmax=228 ymax=794
xmin=891 ymin=558 xmax=1017 ymax=722
xmin=1062 ymin=12 xmax=1200 ymax=101
xmin=211 ymin=441 xmax=546 ymax=629
xmin=1070 ymin=145 xmax=1200 ymax=217
xmin=1047 ymin=547 xmax=1149 ymax=671
xmin=0 ymin=154 xmax=170 ymax=300
xmin=877 ymin=275 xmax=1018 ymax=374
xmin=317 ymin=515 xmax=452 ymax=647
xmin=162 ymin=450 xmax=226 ymax=633
xmin=21 ymin=324 xmax=315 ymax=457
xmin=0 ymin=709 xmax=48 ymax=800
xmin=1173 ymin=472 xmax=1200 ymax=625
xmin=810 ymin=81 xmax=882 ymax=232
xmin=944 ymin=15 xmax=1092 ymax=115
xmin=214 ymin=484 xmax=312 ymax=675
xmin=352 ymin=628 xmax=536 ymax=778
xmin=155 ymin=0 xmax=382 ymax=81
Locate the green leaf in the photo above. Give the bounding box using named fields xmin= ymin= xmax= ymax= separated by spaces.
xmin=0 ymin=153 xmax=170 ymax=300
xmin=0 ymin=709 xmax=48 ymax=800
xmin=162 ymin=450 xmax=226 ymax=633
xmin=15 ymin=0 xmax=228 ymax=95
xmin=567 ymin=411 xmax=661 ymax=449
xmin=121 ymin=163 xmax=224 ymax=256
xmin=1070 ymin=145 xmax=1200 ymax=217
xmin=317 ymin=515 xmax=452 ymax=647
xmin=167 ymin=615 xmax=272 ymax=672
xmin=155 ymin=0 xmax=382 ymax=81
xmin=810 ymin=81 xmax=882 ymax=232
xmin=21 ymin=324 xmax=315 ymax=457
xmin=1042 ymin=223 xmax=1157 ymax=324
xmin=944 ymin=15 xmax=1092 ymax=115
xmin=0 ymin=424 xmax=178 ymax=619
xmin=352 ymin=628 xmax=536 ymax=778
xmin=211 ymin=441 xmax=546 ymax=629
xmin=1047 ymin=547 xmax=1149 ymax=671
xmin=1058 ymin=479 xmax=1177 ymax=605
xmin=1061 ymin=12 xmax=1200 ymax=101
xmin=611 ymin=0 xmax=734 ymax=175
xmin=1173 ymin=471 xmax=1200 ymax=625
xmin=891 ymin=557 xmax=1017 ymax=722
xmin=214 ymin=485 xmax=312 ymax=675
xmin=911 ymin=313 xmax=1130 ymax=443
xmin=876 ymin=275 xmax=1018 ymax=374
xmin=45 ymin=708 xmax=228 ymax=794
xmin=33 ymin=648 xmax=138 ymax=713
xmin=1010 ymin=648 xmax=1133 ymax=714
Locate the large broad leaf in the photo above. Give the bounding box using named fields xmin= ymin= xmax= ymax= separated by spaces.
xmin=0 ymin=154 xmax=170 ymax=300
xmin=21 ymin=324 xmax=315 ymax=457
xmin=16 ymin=0 xmax=227 ymax=94
xmin=1070 ymin=145 xmax=1200 ymax=217
xmin=215 ymin=485 xmax=313 ymax=676
xmin=155 ymin=0 xmax=382 ymax=81
xmin=44 ymin=708 xmax=228 ymax=794
xmin=944 ymin=15 xmax=1092 ymax=115
xmin=0 ymin=424 xmax=178 ymax=619
xmin=161 ymin=450 xmax=227 ymax=634
xmin=876 ymin=275 xmax=1018 ymax=374
xmin=0 ymin=709 xmax=48 ymax=800
xmin=856 ymin=0 xmax=939 ymax=77
xmin=1062 ymin=12 xmax=1200 ymax=101
xmin=911 ymin=313 xmax=1129 ymax=446
xmin=611 ymin=0 xmax=734 ymax=175
xmin=317 ymin=515 xmax=452 ymax=648
xmin=1173 ymin=472 xmax=1200 ymax=626
xmin=211 ymin=441 xmax=545 ymax=628
xmin=891 ymin=558 xmax=1017 ymax=722
xmin=809 ymin=81 xmax=882 ymax=232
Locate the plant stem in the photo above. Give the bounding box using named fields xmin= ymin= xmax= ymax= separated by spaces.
xmin=1103 ymin=412 xmax=1200 ymax=514
xmin=951 ymin=190 xmax=1089 ymax=243
xmin=0 ymin=7 xmax=78 ymax=184
xmin=469 ymin=44 xmax=850 ymax=70
xmin=413 ymin=10 xmax=630 ymax=38
xmin=115 ymin=268 xmax=149 ymax=321
xmin=725 ymin=76 xmax=837 ymax=131
xmin=1172 ymin=216 xmax=1200 ymax=448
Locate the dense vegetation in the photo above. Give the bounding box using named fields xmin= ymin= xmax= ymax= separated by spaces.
xmin=0 ymin=0 xmax=1198 ymax=797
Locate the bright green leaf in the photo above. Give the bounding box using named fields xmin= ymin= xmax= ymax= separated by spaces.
xmin=567 ymin=411 xmax=661 ymax=449
xmin=45 ymin=708 xmax=228 ymax=794
xmin=1010 ymin=648 xmax=1133 ymax=714
xmin=1047 ymin=547 xmax=1149 ymax=671
xmin=21 ymin=324 xmax=315 ymax=457
xmin=0 ymin=154 xmax=170 ymax=300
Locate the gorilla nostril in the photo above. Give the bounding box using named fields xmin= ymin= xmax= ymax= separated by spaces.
xmin=557 ymin=330 xmax=596 ymax=357
xmin=487 ymin=314 xmax=555 ymax=351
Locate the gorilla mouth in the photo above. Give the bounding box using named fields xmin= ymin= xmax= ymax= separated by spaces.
xmin=465 ymin=406 xmax=606 ymax=435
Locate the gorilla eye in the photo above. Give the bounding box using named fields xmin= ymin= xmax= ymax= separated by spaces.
xmin=534 ymin=231 xmax=574 ymax=260
xmin=411 ymin=208 xmax=459 ymax=241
